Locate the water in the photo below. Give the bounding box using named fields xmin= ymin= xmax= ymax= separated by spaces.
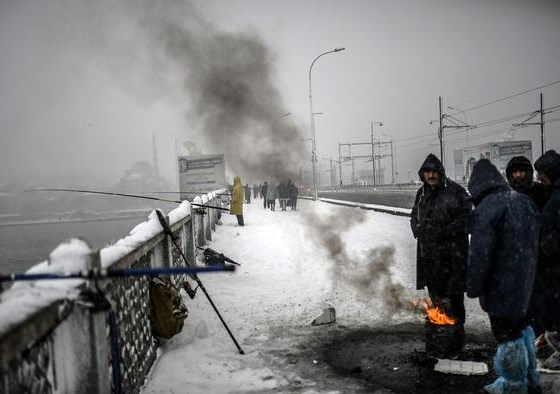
xmin=0 ymin=217 xmax=147 ymax=274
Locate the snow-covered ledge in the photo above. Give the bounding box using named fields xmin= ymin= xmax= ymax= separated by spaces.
xmin=0 ymin=190 xmax=226 ymax=394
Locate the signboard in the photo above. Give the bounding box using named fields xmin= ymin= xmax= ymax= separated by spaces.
xmin=178 ymin=154 xmax=226 ymax=199
xmin=453 ymin=141 xmax=532 ymax=180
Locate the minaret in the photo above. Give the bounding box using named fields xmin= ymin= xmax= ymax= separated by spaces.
xmin=152 ymin=132 xmax=159 ymax=177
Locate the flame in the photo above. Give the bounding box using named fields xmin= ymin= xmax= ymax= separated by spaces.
xmin=411 ymin=298 xmax=456 ymax=325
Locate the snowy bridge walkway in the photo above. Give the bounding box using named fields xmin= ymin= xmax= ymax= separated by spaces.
xmin=140 ymin=198 xmax=556 ymax=393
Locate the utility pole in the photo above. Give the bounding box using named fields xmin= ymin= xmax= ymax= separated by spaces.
xmin=541 ymin=93 xmax=545 ymax=155
xmin=370 ymin=122 xmax=376 ymax=187
xmin=438 ymin=96 xmax=444 ymax=165
xmin=338 ymin=143 xmax=342 ymax=187
xmin=512 ymin=93 xmax=546 ymax=155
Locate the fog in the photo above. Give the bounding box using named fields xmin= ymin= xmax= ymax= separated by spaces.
xmin=1 ymin=0 xmax=559 ymax=188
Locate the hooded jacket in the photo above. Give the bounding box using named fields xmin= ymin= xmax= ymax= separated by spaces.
xmin=505 ymin=155 xmax=549 ymax=211
xmin=531 ymin=150 xmax=560 ymax=329
xmin=467 ymin=159 xmax=539 ymax=320
xmin=229 ymin=176 xmax=244 ymax=216
xmin=410 ymin=154 xmax=472 ymax=292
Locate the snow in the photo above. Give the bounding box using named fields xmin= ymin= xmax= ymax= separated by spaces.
xmin=101 ymin=203 xmax=191 ymax=267
xmin=141 ymin=198 xmax=487 ymax=393
xmin=0 ymin=238 xmax=90 ymax=333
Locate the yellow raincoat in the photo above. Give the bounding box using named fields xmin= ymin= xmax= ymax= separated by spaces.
xmin=229 ymin=176 xmax=244 ymax=215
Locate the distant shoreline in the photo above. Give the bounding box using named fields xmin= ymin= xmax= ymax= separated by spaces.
xmin=0 ymin=211 xmax=151 ymax=227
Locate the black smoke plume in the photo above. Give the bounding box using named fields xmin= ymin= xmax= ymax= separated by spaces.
xmin=303 ymin=207 xmax=408 ymax=317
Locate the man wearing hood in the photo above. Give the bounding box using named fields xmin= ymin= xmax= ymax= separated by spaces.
xmin=467 ymin=159 xmax=540 ymax=393
xmin=506 ymin=155 xmax=549 ymax=212
xmin=230 ymin=176 xmax=244 ymax=226
xmin=410 ymin=153 xmax=472 ymax=348
xmin=531 ymin=150 xmax=560 ymax=371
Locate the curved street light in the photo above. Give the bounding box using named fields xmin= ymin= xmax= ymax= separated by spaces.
xmin=309 ymin=47 xmax=345 ymax=200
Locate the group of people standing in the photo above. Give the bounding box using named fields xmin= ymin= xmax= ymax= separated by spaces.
xmin=411 ymin=150 xmax=560 ymax=393
xmin=260 ymin=180 xmax=298 ymax=211
xmin=228 ymin=177 xmax=300 ymax=227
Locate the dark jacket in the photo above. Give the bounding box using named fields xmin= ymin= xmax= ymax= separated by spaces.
xmin=410 ymin=154 xmax=472 ymax=292
xmin=262 ymin=182 xmax=268 ymax=197
xmin=505 ymin=155 xmax=549 ymax=212
xmin=467 ymin=159 xmax=539 ymax=320
xmin=531 ymin=150 xmax=560 ymax=329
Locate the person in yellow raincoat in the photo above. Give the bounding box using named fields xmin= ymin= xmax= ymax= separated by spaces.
xmin=230 ymin=175 xmax=244 ymax=226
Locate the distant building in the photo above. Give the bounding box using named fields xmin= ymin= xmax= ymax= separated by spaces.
xmin=453 ymin=140 xmax=532 ymax=180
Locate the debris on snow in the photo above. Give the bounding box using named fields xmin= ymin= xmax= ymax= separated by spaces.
xmin=311 ymin=306 xmax=336 ymax=326
xmin=434 ymin=359 xmax=488 ymax=375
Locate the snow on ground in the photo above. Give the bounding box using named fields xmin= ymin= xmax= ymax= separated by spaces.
xmin=141 ymin=198 xmax=489 ymax=393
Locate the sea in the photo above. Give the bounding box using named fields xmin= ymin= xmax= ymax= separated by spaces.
xmin=0 ymin=216 xmax=147 ymax=274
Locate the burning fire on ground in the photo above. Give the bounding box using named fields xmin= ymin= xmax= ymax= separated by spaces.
xmin=411 ymin=298 xmax=456 ymax=325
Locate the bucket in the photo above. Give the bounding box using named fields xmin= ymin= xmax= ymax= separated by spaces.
xmin=425 ymin=320 xmax=464 ymax=358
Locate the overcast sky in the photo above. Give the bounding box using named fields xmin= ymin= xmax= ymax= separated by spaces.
xmin=1 ymin=0 xmax=559 ymax=186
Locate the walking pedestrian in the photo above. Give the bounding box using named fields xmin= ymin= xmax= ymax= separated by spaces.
xmin=267 ymin=181 xmax=277 ymax=211
xmin=244 ymin=184 xmax=251 ymax=204
xmin=262 ymin=182 xmax=268 ymax=209
xmin=467 ymin=159 xmax=540 ymax=393
xmin=410 ymin=154 xmax=471 ymax=353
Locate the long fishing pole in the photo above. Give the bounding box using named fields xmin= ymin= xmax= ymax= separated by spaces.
xmin=155 ymin=209 xmax=245 ymax=354
xmin=0 ymin=265 xmax=234 ymax=283
xmin=25 ymin=188 xmax=230 ymax=211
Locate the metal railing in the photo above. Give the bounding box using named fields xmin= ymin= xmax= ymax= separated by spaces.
xmin=0 ymin=191 xmax=225 ymax=394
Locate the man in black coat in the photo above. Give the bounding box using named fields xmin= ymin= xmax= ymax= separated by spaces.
xmin=532 ymin=150 xmax=560 ymax=371
xmin=506 ymin=155 xmax=549 ymax=212
xmin=262 ymin=182 xmax=268 ymax=209
xmin=467 ymin=159 xmax=540 ymax=393
xmin=410 ymin=154 xmax=471 ymax=331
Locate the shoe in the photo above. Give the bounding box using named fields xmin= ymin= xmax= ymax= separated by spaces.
xmin=537 ymin=351 xmax=560 ymax=374
xmin=545 ymin=331 xmax=560 ymax=352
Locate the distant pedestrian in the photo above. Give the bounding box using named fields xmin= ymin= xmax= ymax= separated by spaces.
xmin=531 ymin=150 xmax=560 ymax=372
xmin=267 ymin=182 xmax=277 ymax=211
xmin=410 ymin=154 xmax=471 ymax=353
xmin=278 ymin=181 xmax=288 ymax=211
xmin=244 ymin=184 xmax=251 ymax=204
xmin=229 ymin=176 xmax=244 ymax=226
xmin=253 ymin=184 xmax=258 ymax=199
xmin=288 ymin=180 xmax=298 ymax=210
xmin=506 ymin=156 xmax=549 ymax=212
xmin=262 ymin=182 xmax=268 ymax=208
xmin=467 ymin=159 xmax=540 ymax=393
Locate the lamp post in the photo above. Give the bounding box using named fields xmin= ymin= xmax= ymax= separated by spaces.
xmin=447 ymin=105 xmax=469 ymax=155
xmin=309 ymin=47 xmax=345 ymax=201
xmin=270 ymin=112 xmax=291 ymax=178
xmin=381 ymin=132 xmax=395 ymax=184
xmin=370 ymin=121 xmax=383 ymax=186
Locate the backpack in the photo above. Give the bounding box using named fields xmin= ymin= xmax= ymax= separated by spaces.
xmin=149 ymin=277 xmax=188 ymax=339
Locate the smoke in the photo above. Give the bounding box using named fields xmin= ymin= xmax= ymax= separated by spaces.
xmin=303 ymin=207 xmax=408 ymax=318
xmin=130 ymin=0 xmax=308 ymax=182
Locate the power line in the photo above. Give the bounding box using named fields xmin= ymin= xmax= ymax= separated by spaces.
xmin=456 ymin=79 xmax=560 ymax=115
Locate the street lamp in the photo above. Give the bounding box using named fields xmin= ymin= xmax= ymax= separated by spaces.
xmin=381 ymin=132 xmax=396 ymax=184
xmin=370 ymin=122 xmax=383 ymax=187
xmin=447 ymin=106 xmax=469 ymax=155
xmin=309 ymin=47 xmax=345 ymax=201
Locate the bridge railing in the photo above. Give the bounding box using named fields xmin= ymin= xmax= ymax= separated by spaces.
xmin=0 ymin=191 xmax=226 ymax=394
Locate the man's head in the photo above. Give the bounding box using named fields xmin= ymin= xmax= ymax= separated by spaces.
xmin=506 ymin=156 xmax=533 ymax=189
xmin=535 ymin=150 xmax=560 ymax=186
xmin=423 ymin=170 xmax=441 ymax=189
xmin=418 ymin=153 xmax=445 ymax=190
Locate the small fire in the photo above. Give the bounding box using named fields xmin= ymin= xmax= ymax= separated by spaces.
xmin=411 ymin=298 xmax=456 ymax=325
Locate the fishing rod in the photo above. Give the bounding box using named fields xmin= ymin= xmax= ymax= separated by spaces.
xmin=0 ymin=265 xmax=235 ymax=283
xmin=156 ymin=209 xmax=245 ymax=354
xmin=25 ymin=188 xmax=230 ymax=212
